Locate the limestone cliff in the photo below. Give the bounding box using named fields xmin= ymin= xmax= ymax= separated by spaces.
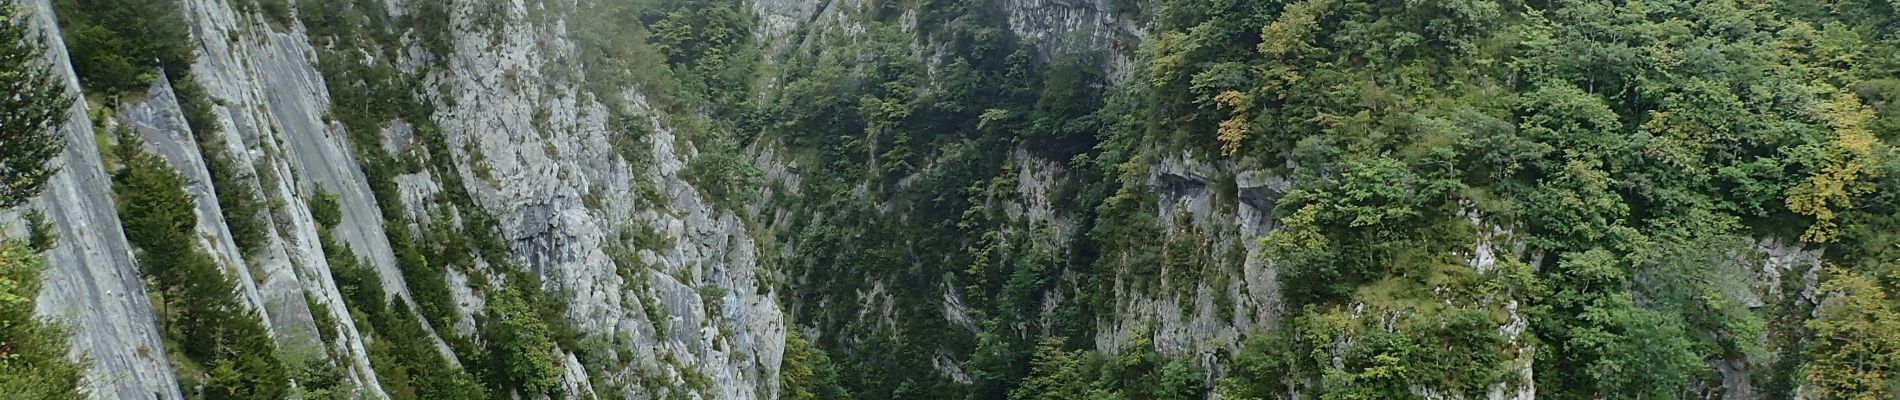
xmin=25 ymin=0 xmax=789 ymax=398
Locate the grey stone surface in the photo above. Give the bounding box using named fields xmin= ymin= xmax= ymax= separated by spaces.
xmin=117 ymin=74 xmax=271 ymax=320
xmin=175 ymin=0 xmax=396 ymax=395
xmin=1001 ymin=0 xmax=1143 ymax=78
xmin=21 ymin=0 xmax=186 ymax=397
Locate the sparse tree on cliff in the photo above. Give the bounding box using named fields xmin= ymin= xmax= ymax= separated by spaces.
xmin=0 ymin=1 xmax=73 ymax=208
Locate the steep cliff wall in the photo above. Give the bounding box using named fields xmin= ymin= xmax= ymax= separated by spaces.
xmin=173 ymin=0 xmax=397 ymax=393
xmin=20 ymin=0 xmax=185 ymax=397
xmin=28 ymin=0 xmax=793 ymax=398
xmin=422 ymin=1 xmax=786 ymax=396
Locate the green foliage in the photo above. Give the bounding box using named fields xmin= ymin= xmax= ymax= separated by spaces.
xmin=1127 ymin=0 xmax=1900 ymax=398
xmin=0 ymin=1 xmax=73 ymax=208
xmin=173 ymin=77 xmax=271 ymax=258
xmin=379 ymin=301 xmax=487 ymax=400
xmin=645 ymin=0 xmax=757 ymax=109
xmin=254 ymin=0 xmax=293 ymax=27
xmin=190 ymin=0 xmax=1900 ymax=399
xmin=310 ymin=188 xmax=343 ymax=228
xmin=282 ymin=346 xmax=347 ymax=400
xmin=110 ymin=127 xmax=291 ymax=399
xmin=1264 ymin=153 xmax=1463 ymax=305
xmin=683 ymin=143 xmax=764 ymax=209
xmin=743 ymin=0 xmax=1900 ymax=398
xmin=747 ymin=2 xmax=1086 ymax=397
xmin=51 ymin=0 xmax=192 ymax=95
xmin=781 ymin=328 xmax=850 ymax=400
xmin=314 ymin=207 xmax=487 ymax=400
xmin=1803 ymin=269 xmax=1900 ymax=400
xmin=1244 ymin=303 xmax=1511 ymax=400
xmin=22 ymin=210 xmax=56 ymax=253
xmin=1216 ymin=334 xmax=1297 ymax=400
xmin=0 ymin=242 xmax=87 ymax=400
xmin=484 ymin=286 xmax=564 ymax=396
xmin=1531 ymin=248 xmax=1705 ymax=399
xmin=1010 ymin=336 xmax=1204 ymax=400
xmin=406 ymin=0 xmax=455 ymax=64
xmin=296 ymin=3 xmax=605 ymax=398
xmin=1008 ymin=338 xmax=1093 ymax=400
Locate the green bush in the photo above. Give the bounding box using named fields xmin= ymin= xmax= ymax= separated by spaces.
xmin=309 ymin=188 xmax=343 ymax=228
xmin=255 ymin=0 xmax=293 ymax=27
xmin=682 ymin=146 xmax=763 ymax=209
xmin=484 ymin=287 xmax=564 ymax=396
xmin=22 ymin=210 xmax=56 ymax=252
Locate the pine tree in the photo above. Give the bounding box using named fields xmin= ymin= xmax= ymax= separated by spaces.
xmin=0 ymin=0 xmax=73 ymax=208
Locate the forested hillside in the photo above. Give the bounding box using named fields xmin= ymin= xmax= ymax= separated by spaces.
xmin=745 ymin=0 xmax=1900 ymax=399
xmin=0 ymin=0 xmax=1896 ymax=399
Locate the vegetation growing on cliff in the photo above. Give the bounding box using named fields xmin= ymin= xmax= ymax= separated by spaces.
xmin=15 ymin=0 xmax=1900 ymax=398
xmin=0 ymin=0 xmax=73 ymax=209
xmin=110 ymin=127 xmax=292 ymax=399
xmin=747 ymin=0 xmax=1900 ymax=399
xmin=54 ymin=0 xmax=272 ymax=262
xmin=300 ymin=1 xmax=594 ymax=398
xmin=1179 ymin=1 xmax=1898 ymax=398
xmin=0 ymin=243 xmax=87 ymax=400
xmin=51 ymin=0 xmax=190 ymax=96
xmin=0 ymin=3 xmax=84 ymax=397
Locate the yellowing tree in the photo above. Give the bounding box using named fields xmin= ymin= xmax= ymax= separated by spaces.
xmin=1804 ymin=269 xmax=1900 ymax=400
xmin=1215 ymin=90 xmax=1251 ymax=156
xmin=1786 ymin=88 xmax=1881 ymax=243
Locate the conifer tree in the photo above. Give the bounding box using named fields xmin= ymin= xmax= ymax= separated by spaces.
xmin=0 ymin=0 xmax=73 ymax=208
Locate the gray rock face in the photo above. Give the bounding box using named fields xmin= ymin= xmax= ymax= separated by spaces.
xmin=20 ymin=0 xmax=186 ymax=397
xmin=1091 ymin=153 xmax=1282 ymax=371
xmin=24 ymin=0 xmax=801 ymax=397
xmin=1752 ymin=237 xmax=1823 ymax=307
xmin=170 ymin=0 xmax=402 ymax=395
xmin=116 ymin=73 xmax=271 ymax=320
xmin=1000 ymin=0 xmax=1142 ymax=77
xmin=401 ymin=1 xmax=789 ymax=397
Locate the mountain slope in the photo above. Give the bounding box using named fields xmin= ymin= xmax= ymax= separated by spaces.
xmin=8 ymin=0 xmax=1898 ymax=399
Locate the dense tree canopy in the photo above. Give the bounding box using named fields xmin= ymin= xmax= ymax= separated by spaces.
xmin=50 ymin=0 xmax=189 ymax=95
xmin=751 ymin=0 xmax=1900 ymax=399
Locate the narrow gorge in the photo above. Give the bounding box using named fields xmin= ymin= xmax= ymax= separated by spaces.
xmin=1 ymin=0 xmax=1897 ymax=399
